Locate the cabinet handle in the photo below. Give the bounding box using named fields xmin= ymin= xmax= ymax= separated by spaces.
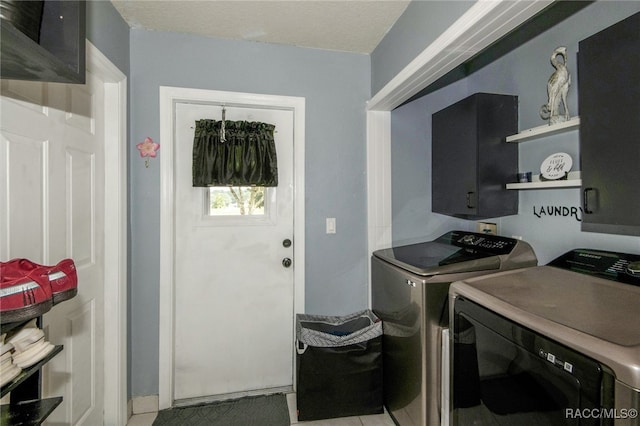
xmin=466 ymin=192 xmax=475 ymax=209
xmin=583 ymin=187 xmax=594 ymax=214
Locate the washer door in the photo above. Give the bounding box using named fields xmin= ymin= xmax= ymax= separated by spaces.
xmin=452 ymin=297 xmax=613 ymax=426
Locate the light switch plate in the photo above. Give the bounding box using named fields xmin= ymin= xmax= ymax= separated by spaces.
xmin=326 ymin=218 xmax=336 ymax=234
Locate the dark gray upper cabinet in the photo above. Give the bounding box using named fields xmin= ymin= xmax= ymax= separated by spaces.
xmin=432 ymin=93 xmax=518 ymax=219
xmin=1 ymin=0 xmax=85 ymax=84
xmin=578 ymin=12 xmax=640 ymax=236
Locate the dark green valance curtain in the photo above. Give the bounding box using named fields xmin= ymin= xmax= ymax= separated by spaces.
xmin=192 ymin=119 xmax=278 ymax=187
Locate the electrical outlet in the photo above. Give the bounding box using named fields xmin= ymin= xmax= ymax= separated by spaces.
xmin=477 ymin=222 xmax=497 ymax=235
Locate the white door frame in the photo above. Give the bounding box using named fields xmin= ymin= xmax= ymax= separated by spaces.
xmin=365 ymin=0 xmax=555 ymax=302
xmin=86 ymin=41 xmax=129 ymax=426
xmin=48 ymin=41 xmax=129 ymax=425
xmin=158 ymin=87 xmax=306 ymax=409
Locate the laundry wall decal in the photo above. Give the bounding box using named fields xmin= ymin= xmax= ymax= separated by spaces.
xmin=533 ymin=205 xmax=583 ymax=222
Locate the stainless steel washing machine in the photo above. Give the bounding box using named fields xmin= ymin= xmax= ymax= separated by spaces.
xmin=371 ymin=230 xmax=537 ymax=426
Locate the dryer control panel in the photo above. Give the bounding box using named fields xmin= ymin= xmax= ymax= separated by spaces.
xmin=549 ymin=248 xmax=640 ymax=286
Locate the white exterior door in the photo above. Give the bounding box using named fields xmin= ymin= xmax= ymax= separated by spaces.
xmin=1 ymin=71 xmax=106 ymax=424
xmin=172 ymin=101 xmax=296 ymax=401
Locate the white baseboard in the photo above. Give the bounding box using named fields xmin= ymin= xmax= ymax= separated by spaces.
xmin=131 ymin=395 xmax=159 ymax=414
xmin=287 ymin=393 xmax=298 ymax=424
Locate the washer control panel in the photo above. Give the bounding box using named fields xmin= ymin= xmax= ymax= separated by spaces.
xmin=549 ymin=248 xmax=640 ymax=286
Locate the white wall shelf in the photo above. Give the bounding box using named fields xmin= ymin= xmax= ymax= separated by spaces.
xmin=506 ymin=116 xmax=580 ymax=143
xmin=507 ymin=171 xmax=582 ymax=190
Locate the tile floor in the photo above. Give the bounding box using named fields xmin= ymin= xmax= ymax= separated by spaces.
xmin=126 ymin=393 xmax=396 ymax=426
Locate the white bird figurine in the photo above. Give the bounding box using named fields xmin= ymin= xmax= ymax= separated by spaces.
xmin=540 ymin=46 xmax=571 ymax=124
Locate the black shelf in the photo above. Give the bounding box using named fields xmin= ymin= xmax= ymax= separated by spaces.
xmin=0 ymin=345 xmax=63 ymax=398
xmin=0 ymin=320 xmax=37 ymax=335
xmin=1 ymin=397 xmax=63 ymax=426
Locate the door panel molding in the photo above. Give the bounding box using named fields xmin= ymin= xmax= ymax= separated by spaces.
xmin=158 ymin=86 xmax=305 ymax=409
xmin=65 ymin=147 xmax=96 ymax=267
xmin=0 ymin=132 xmax=47 ymax=259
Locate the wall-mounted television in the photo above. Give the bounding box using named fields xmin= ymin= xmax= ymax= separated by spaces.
xmin=1 ymin=0 xmax=85 ymax=84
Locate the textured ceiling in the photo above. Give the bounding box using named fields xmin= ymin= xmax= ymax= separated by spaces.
xmin=110 ymin=0 xmax=411 ymax=54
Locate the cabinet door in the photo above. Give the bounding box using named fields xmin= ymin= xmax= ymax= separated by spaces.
xmin=476 ymin=95 xmax=518 ymax=218
xmin=579 ymin=12 xmax=640 ymax=236
xmin=432 ymin=95 xmax=478 ymax=216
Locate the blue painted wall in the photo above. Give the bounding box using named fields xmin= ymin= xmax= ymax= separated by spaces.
xmin=128 ymin=30 xmax=371 ymax=397
xmin=391 ymin=2 xmax=640 ymax=264
xmin=86 ymin=0 xmax=130 ymax=76
xmin=371 ymin=0 xmax=475 ymax=94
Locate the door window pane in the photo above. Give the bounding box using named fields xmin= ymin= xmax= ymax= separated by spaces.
xmin=208 ymin=187 xmax=265 ymax=216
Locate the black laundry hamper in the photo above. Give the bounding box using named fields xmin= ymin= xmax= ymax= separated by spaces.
xmin=295 ymin=310 xmax=383 ymax=421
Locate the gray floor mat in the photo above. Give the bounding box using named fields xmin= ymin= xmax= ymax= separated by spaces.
xmin=152 ymin=393 xmax=290 ymax=426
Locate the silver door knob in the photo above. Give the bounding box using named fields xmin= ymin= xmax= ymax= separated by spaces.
xmin=282 ymin=258 xmax=292 ymax=268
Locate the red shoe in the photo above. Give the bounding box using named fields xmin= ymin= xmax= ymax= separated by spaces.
xmin=0 ymin=267 xmax=53 ymax=324
xmin=3 ymin=258 xmax=78 ymax=305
